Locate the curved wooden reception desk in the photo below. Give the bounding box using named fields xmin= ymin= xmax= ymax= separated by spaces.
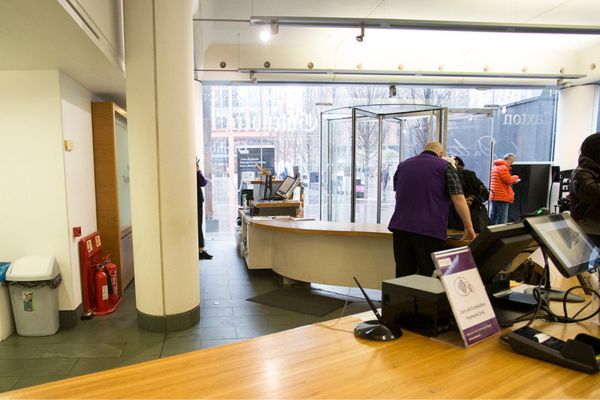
xmin=240 ymin=215 xmax=467 ymax=290
xmin=241 ymin=216 xmax=396 ymax=289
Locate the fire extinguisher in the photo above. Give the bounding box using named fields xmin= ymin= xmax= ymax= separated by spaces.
xmin=104 ymin=261 xmax=119 ymax=303
xmin=94 ymin=266 xmax=110 ymax=313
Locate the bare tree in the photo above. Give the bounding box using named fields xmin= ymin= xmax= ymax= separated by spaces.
xmin=400 ymin=87 xmax=451 ymax=155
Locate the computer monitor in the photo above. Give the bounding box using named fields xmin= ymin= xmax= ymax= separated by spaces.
xmin=469 ymin=222 xmax=538 ymax=285
xmin=523 ymin=213 xmax=600 ymax=278
xmin=275 ymin=176 xmax=299 ymax=199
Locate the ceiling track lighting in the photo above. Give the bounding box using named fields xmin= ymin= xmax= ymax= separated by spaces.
xmin=356 ymin=25 xmax=365 ymax=42
xmin=249 ymin=16 xmax=600 ymax=35
xmin=238 ymin=67 xmax=586 ymax=80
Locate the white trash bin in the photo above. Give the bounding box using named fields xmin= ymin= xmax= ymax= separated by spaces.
xmin=6 ymin=256 xmax=61 ymax=336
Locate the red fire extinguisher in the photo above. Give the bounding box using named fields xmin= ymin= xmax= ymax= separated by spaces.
xmin=94 ymin=266 xmax=110 ymax=313
xmin=104 ymin=261 xmax=119 ymax=303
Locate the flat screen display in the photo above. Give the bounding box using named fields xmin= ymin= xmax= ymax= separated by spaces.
xmin=275 ymin=176 xmax=298 ymax=199
xmin=524 ymin=214 xmax=600 ymax=277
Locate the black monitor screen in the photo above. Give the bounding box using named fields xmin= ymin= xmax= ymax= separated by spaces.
xmin=469 ymin=222 xmax=537 ymax=285
xmin=524 ymin=213 xmax=600 ymax=277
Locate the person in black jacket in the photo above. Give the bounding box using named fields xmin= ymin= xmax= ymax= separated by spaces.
xmin=197 ymin=159 xmax=213 ymax=260
xmin=569 ymin=132 xmax=600 ymax=245
xmin=448 ymin=156 xmax=490 ymax=232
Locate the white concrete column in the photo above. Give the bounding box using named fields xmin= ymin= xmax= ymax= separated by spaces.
xmin=554 ymin=85 xmax=599 ymax=170
xmin=123 ymin=0 xmax=200 ymax=331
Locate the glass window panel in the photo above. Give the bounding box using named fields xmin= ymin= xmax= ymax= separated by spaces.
xmin=200 ymin=84 xmax=558 ymax=236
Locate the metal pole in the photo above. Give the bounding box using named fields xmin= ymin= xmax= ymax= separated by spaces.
xmin=327 ymin=119 xmax=333 ymax=221
xmin=398 ymin=119 xmax=403 ymax=162
xmin=442 ymin=108 xmax=448 ymax=150
xmin=319 ymin=111 xmax=323 ymax=221
xmin=429 ymin=110 xmax=434 ymax=141
xmin=377 ymin=115 xmax=383 ymax=224
xmin=351 ymin=108 xmax=357 ymax=223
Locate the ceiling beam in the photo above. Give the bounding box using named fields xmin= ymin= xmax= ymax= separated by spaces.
xmin=249 ymin=16 xmax=600 ymax=35
xmin=237 ymin=67 xmax=586 ymax=80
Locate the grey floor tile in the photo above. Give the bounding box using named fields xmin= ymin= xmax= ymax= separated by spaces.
xmin=67 ymin=357 xmax=121 ymax=377
xmin=232 ymin=315 xmax=271 ymax=327
xmin=200 ymin=299 xmax=254 ymax=308
xmin=10 ymin=375 xmax=70 ymax=391
xmin=201 ymin=291 xmax=231 ymax=301
xmin=202 ymin=287 xmax=232 ymax=297
xmin=200 ymin=307 xmax=233 ymax=317
xmin=232 ymin=304 xmax=291 ymax=317
xmin=200 ymin=316 xmax=236 ymax=328
xmin=0 ymin=343 xmax=51 ymax=359
xmin=68 ymin=356 xmax=157 ymax=377
xmin=121 ymin=342 xmax=163 ymax=357
xmin=41 ymin=343 xmax=125 ymax=358
xmin=168 ymin=326 xmax=237 ymax=341
xmin=161 ymin=340 xmax=203 ymax=357
xmin=0 ymin=358 xmax=77 ymax=376
xmin=0 ymin=376 xmax=20 ymax=392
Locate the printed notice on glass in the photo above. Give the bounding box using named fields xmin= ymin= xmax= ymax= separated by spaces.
xmin=432 ymin=246 xmax=500 ymax=347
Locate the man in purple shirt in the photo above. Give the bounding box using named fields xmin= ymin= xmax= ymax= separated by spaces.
xmin=388 ymin=142 xmax=475 ymax=277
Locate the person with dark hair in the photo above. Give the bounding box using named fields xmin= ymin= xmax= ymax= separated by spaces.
xmin=197 ymin=159 xmax=213 ymax=260
xmin=489 ymin=153 xmax=521 ymax=225
xmin=448 ymin=156 xmax=490 ymax=232
xmin=569 ymin=132 xmax=600 ymax=245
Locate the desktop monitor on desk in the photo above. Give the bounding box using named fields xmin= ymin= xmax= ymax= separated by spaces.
xmin=275 ymin=176 xmax=299 ymax=200
xmin=523 ymin=213 xmax=600 ymax=278
xmin=469 ymin=222 xmax=538 ymax=286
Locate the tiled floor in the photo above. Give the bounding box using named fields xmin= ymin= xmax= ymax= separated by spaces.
xmin=0 ymin=238 xmax=376 ymax=392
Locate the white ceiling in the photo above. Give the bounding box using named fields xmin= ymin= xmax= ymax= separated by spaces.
xmin=0 ymin=0 xmax=126 ymax=105
xmin=195 ymin=0 xmax=600 ymax=85
xmin=2 ymin=0 xmax=599 ymax=98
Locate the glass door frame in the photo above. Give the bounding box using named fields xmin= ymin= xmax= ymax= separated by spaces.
xmin=321 ymin=104 xmax=448 ymax=223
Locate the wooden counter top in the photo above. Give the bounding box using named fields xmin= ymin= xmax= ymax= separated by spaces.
xmin=6 ymin=313 xmax=600 ymax=399
xmin=249 ymin=217 xmax=469 ymax=244
xmin=250 ymin=218 xmax=392 ymax=238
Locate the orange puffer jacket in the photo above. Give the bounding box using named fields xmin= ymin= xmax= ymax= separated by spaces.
xmin=490 ymin=159 xmax=520 ymax=203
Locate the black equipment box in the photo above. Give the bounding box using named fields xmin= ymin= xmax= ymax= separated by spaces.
xmin=382 ymin=275 xmax=455 ymax=337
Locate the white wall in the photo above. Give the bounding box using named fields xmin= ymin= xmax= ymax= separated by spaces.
xmin=59 ymin=72 xmax=97 ymax=309
xmin=0 ymin=70 xmax=96 ymax=312
xmin=554 ymin=85 xmax=599 ymax=170
xmin=0 ymin=70 xmax=71 ymax=309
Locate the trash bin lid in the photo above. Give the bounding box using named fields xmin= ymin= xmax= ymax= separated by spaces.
xmin=6 ymin=255 xmax=59 ymax=281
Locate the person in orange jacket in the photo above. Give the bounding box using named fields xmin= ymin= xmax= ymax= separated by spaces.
xmin=489 ymin=153 xmax=521 ymax=225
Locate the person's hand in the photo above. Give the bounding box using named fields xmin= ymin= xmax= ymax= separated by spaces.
xmin=461 ymin=226 xmax=476 ymax=241
xmin=466 ymin=195 xmax=474 ymax=206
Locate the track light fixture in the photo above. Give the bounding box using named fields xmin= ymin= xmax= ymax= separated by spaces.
xmin=259 ymin=22 xmax=279 ymax=43
xmin=356 ymin=25 xmax=365 ymax=42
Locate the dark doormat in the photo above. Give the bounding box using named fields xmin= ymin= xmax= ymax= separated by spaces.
xmin=247 ymin=287 xmax=350 ymax=316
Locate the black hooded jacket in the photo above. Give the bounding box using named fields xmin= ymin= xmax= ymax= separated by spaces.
xmin=569 ymin=155 xmax=600 ymax=222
